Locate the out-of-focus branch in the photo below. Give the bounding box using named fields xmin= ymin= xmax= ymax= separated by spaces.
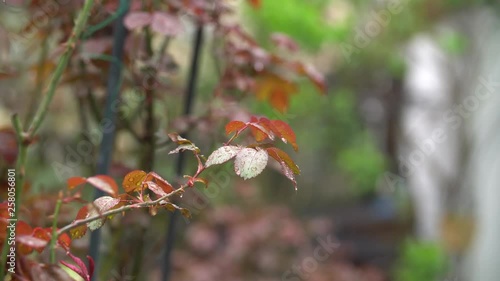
xmin=0 ymin=1 xmax=95 ymax=278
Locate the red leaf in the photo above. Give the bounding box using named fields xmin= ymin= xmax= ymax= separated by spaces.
xmin=145 ymin=181 xmax=168 ymax=197
xmin=70 ymin=206 xmax=88 ymax=239
xmin=0 ymin=128 xmax=18 ymax=165
xmin=255 ymin=117 xmax=282 ymax=140
xmin=266 ymin=147 xmax=300 ymax=190
xmin=67 ymin=176 xmax=118 ymax=197
xmin=248 ymin=124 xmax=269 ymax=142
xmin=16 ymin=221 xmax=32 ymax=236
xmin=124 ymin=12 xmax=152 ymax=30
xmin=67 ymin=177 xmax=87 ymax=189
xmin=293 ymin=62 xmax=326 ymax=94
xmin=16 ymin=221 xmax=34 ymax=255
xmin=60 ymin=252 xmax=94 ymax=281
xmin=17 ymin=235 xmax=48 ymax=253
xmin=32 ymin=227 xmax=51 ymax=253
xmin=32 ymin=227 xmax=51 ymax=242
xmin=58 ymin=233 xmax=72 ymax=250
xmin=149 ymin=172 xmax=174 ymax=194
xmin=88 ymin=255 xmax=95 ymax=280
xmin=86 ymin=175 xmax=118 ymax=197
xmin=225 ymin=121 xmax=247 ymax=135
xmin=271 ymin=120 xmax=298 ymax=151
xmin=247 ymin=0 xmax=261 ymax=9
xmin=266 ymin=147 xmax=300 ymax=175
xmin=271 ymin=33 xmax=299 ymax=52
xmin=151 ymin=12 xmax=183 ymax=36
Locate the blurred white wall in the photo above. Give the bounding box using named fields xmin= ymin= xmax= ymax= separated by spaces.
xmin=401 ymin=7 xmax=500 ymax=281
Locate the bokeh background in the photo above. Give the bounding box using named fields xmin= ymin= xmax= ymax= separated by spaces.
xmin=1 ymin=0 xmax=500 ymax=280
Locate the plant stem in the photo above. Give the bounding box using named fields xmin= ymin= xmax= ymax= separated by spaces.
xmin=27 ymin=0 xmax=95 ymax=137
xmin=25 ymin=37 xmax=49 ymax=130
xmin=0 ymin=1 xmax=94 ymax=279
xmin=49 ymin=196 xmax=63 ymax=263
xmin=57 ymin=188 xmax=186 ymax=238
xmin=0 ymin=115 xmax=25 ymax=278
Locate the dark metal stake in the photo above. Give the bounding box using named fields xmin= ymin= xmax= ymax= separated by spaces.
xmin=161 ymin=24 xmax=204 ymax=281
xmin=88 ymin=1 xmax=130 ymax=279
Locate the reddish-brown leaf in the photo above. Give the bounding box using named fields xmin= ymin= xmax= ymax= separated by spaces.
xmin=16 ymin=221 xmax=34 ymax=255
xmin=67 ymin=177 xmax=87 ymax=189
xmin=70 ymin=206 xmax=88 ymax=239
xmin=184 ymin=176 xmax=209 ymax=188
xmin=86 ymin=175 xmax=118 ymax=197
xmin=32 ymin=227 xmax=50 ymax=241
xmin=168 ymin=133 xmax=193 ymax=145
xmin=124 ymin=12 xmax=152 ymax=30
xmin=145 ymin=181 xmax=168 ymax=197
xmin=249 ymin=116 xmax=276 ymax=142
xmin=251 ymin=117 xmax=283 ymax=143
xmin=225 ymin=120 xmax=247 ymax=135
xmin=122 ymin=170 xmax=147 ymax=193
xmin=248 ymin=124 xmax=268 ymax=142
xmin=149 ymin=172 xmax=174 ymax=194
xmin=271 ymin=120 xmax=298 ymax=151
xmin=151 ymin=12 xmax=183 ymax=36
xmin=17 ymin=235 xmax=48 ymax=253
xmin=247 ymin=0 xmax=261 ymax=8
xmin=32 ymin=227 xmax=51 ymax=253
xmin=58 ymin=233 xmax=71 ymax=250
xmin=266 ymin=147 xmax=300 ymax=190
xmin=67 ymin=176 xmax=118 ymax=197
xmin=0 ymin=128 xmax=18 ymax=164
xmin=16 ymin=220 xmax=32 ymax=236
xmin=293 ymin=62 xmax=326 ymax=94
xmin=266 ymin=147 xmax=300 ymax=175
xmin=254 ymin=73 xmax=298 ymax=113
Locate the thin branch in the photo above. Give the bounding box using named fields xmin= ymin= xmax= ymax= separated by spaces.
xmin=57 ymin=187 xmax=186 ymax=238
xmin=49 ymin=195 xmax=63 ymax=263
xmin=27 ymin=0 xmax=95 ymax=137
xmin=25 ymin=36 xmax=49 ymax=130
xmin=2 ymin=7 xmax=95 ymax=274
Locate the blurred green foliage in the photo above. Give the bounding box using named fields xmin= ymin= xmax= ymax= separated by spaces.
xmin=394 ymin=240 xmax=447 ymax=281
xmin=337 ymin=133 xmax=386 ymax=194
xmin=245 ymin=0 xmax=349 ymax=50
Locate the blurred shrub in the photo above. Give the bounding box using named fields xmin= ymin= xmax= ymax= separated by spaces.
xmin=394 ymin=240 xmax=447 ymax=281
xmin=337 ymin=133 xmax=386 ymax=195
